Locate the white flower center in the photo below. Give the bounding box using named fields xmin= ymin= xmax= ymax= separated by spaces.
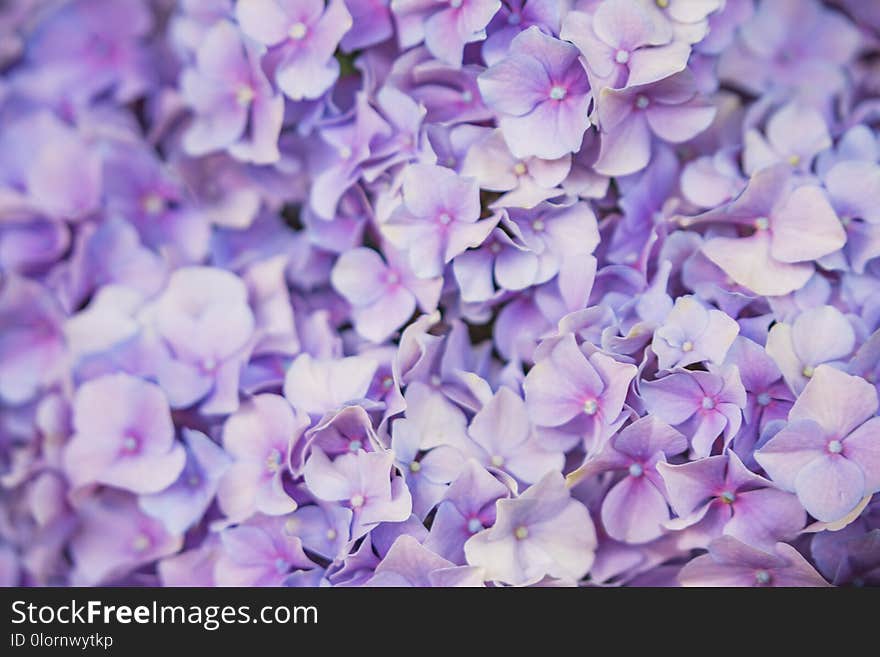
xmin=754 ymin=216 xmax=770 ymax=231
xmin=490 ymin=454 xmax=505 ymax=467
xmin=122 ymin=435 xmax=139 ymax=452
xmin=681 ymin=340 xmax=694 ymax=353
xmin=409 ymin=460 xmax=422 ymax=472
xmin=802 ymin=365 xmax=815 ymax=378
xmin=701 ymin=396 xmax=716 ymax=410
xmin=754 ymin=569 xmax=771 ymax=585
xmin=720 ymin=490 xmax=736 ymax=504
xmin=132 ymin=534 xmax=151 ymax=552
xmin=513 ymin=162 xmax=528 ymax=176
xmin=549 ymin=85 xmax=567 ymax=101
xmin=615 ymin=49 xmax=630 ymax=64
xmin=531 ymin=219 xmax=545 ymax=232
xmin=757 ymin=392 xmax=772 ymax=406
xmin=629 ymin=463 xmax=644 ymax=478
xmin=583 ymin=399 xmax=598 ymax=415
xmin=350 ymin=494 xmax=365 ymax=508
xmin=325 ymin=528 xmax=338 ymax=541
xmin=266 ymin=449 xmax=282 ymax=473
xmin=235 ymin=85 xmax=255 ymax=106
xmin=348 ymin=440 xmax=362 ymax=453
xmin=438 ymin=212 xmax=452 ymax=225
xmin=467 ymin=517 xmax=483 ymax=533
xmin=142 ymin=193 xmax=164 ymax=215
xmin=288 ymin=22 xmax=308 ymax=40
xmin=635 ymin=95 xmax=650 ymax=109
xmin=827 ymin=439 xmax=843 ymax=454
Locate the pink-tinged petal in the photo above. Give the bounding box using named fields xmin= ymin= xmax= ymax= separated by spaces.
xmin=825 ymin=160 xmax=880 ymax=224
xmin=794 ymin=455 xmax=866 ymax=522
xmin=601 ymin=475 xmax=670 ymax=543
xmin=469 ymin=386 xmax=530 ymax=454
xmin=754 ymin=419 xmax=827 ymax=491
xmin=690 ymin=408 xmax=729 ymax=458
xmin=626 ymin=41 xmax=691 ymax=87
xmin=645 ymin=100 xmax=716 ymax=143
xmin=766 ymin=103 xmax=831 ymax=165
xmin=702 ymin=232 xmax=813 ymax=296
xmin=561 ymin=11 xmax=614 ymax=79
xmin=523 ymin=334 xmax=604 ymax=427
xmin=352 ymin=285 xmax=416 ymax=343
xmin=283 ymin=354 xmax=377 ymax=415
xmin=725 ymin=488 xmax=806 ymax=550
xmin=331 ymin=247 xmax=389 ymax=306
xmin=499 ymin=96 xmax=592 ymax=161
xmin=477 ymin=53 xmax=550 ymax=116
xmin=590 ymin=350 xmax=636 ymax=422
xmin=196 ymin=21 xmax=250 ymax=82
xmin=841 ymin=417 xmax=880 ymax=493
xmin=657 ymin=456 xmax=726 ymax=517
xmin=235 ymin=0 xmax=292 ymax=45
xmin=594 ymin=112 xmax=652 ymax=177
xmin=770 ymin=186 xmax=846 ymax=263
xmin=791 ymin=305 xmax=855 ymax=366
xmin=445 ymin=218 xmax=498 ymax=263
xmin=614 ymin=415 xmax=688 ymax=459
xmin=276 ymin=57 xmax=339 ymax=101
xmin=789 ymin=365 xmax=878 ymax=438
xmin=99 ymin=444 xmax=187 ymax=494
xmin=424 ymin=9 xmax=467 ymax=66
xmin=640 ymin=373 xmax=702 ymax=425
xmin=592 ymin=0 xmax=654 ymax=49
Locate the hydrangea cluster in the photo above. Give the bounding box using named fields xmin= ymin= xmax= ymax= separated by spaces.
xmin=1 ymin=0 xmax=879 ymax=588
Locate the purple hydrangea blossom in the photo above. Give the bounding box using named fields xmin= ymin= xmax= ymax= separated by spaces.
xmin=478 ymin=27 xmax=592 ymax=160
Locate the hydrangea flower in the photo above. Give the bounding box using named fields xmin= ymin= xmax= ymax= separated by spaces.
xmin=478 ymin=27 xmax=592 ymax=160
xmin=63 ymin=374 xmax=186 ymax=495
xmin=464 ymin=471 xmax=597 ymax=585
xmin=382 ymin=163 xmax=496 ymax=279
xmin=755 ymin=366 xmax=880 ymax=523
xmin=235 ymin=0 xmax=352 ymax=100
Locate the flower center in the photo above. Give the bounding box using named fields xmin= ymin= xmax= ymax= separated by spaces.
xmin=531 ymin=219 xmax=545 ymax=232
xmin=142 ymin=193 xmax=164 ymax=215
xmin=188 ymin=474 xmax=201 ymax=488
xmin=827 ymin=439 xmax=843 ymax=454
xmin=438 ymin=212 xmax=452 ymax=225
xmin=338 ymin=145 xmax=353 ymax=160
xmin=681 ymin=340 xmax=694 ymax=353
xmin=754 ymin=216 xmax=769 ymax=231
xmin=514 ymin=526 xmax=529 ymax=540
xmin=549 ymin=85 xmax=567 ymax=101
xmin=409 ymin=460 xmax=422 ymax=472
xmin=349 ymin=494 xmax=365 ymax=508
xmin=757 ymin=392 xmax=772 ymax=406
xmin=720 ymin=490 xmax=736 ymax=504
xmin=132 ymin=534 xmax=151 ymax=552
xmin=288 ymin=22 xmax=308 ymax=40
xmin=460 ymin=89 xmax=473 ymax=103
xmin=615 ymin=49 xmax=630 ymax=64
xmin=628 ymin=463 xmax=644 ymax=478
xmin=266 ymin=448 xmax=283 ymax=473
xmin=348 ymin=440 xmax=362 ymax=453
xmin=121 ymin=435 xmax=139 ymax=453
xmin=381 ymin=376 xmax=394 ymax=390
xmin=275 ymin=558 xmax=289 ymax=574
xmin=507 ymin=12 xmax=521 ymax=25
xmin=490 ymin=454 xmax=505 ymax=467
xmin=802 ymin=365 xmax=815 ymax=378
xmin=583 ymin=399 xmax=598 ymax=415
xmin=284 ymin=518 xmax=298 ymax=534
xmin=513 ymin=162 xmax=528 ymax=176
xmin=467 ymin=517 xmax=483 ymax=534
xmin=656 ymin=0 xmax=669 ymax=7
xmin=385 ymin=270 xmax=400 ymax=285
xmin=701 ymin=396 xmax=716 ymax=410
xmin=449 ymin=0 xmax=462 ymax=6
xmin=202 ymin=357 xmax=217 ymax=372
xmin=787 ymin=154 xmax=801 ymax=166
xmin=326 ymin=528 xmax=338 ymax=540
xmin=635 ymin=95 xmax=650 ymax=109
xmin=490 ymin=242 xmax=502 ymax=254
xmin=754 ymin=569 xmax=771 ymax=585
xmin=235 ymin=85 xmax=255 ymax=106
